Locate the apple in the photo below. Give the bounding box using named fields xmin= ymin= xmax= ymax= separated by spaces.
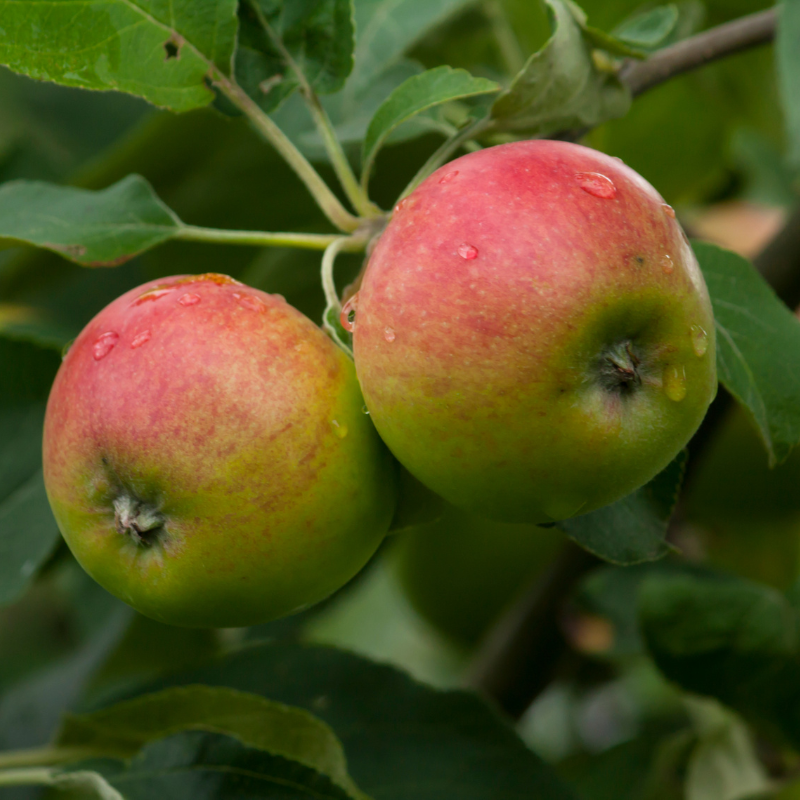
xmin=392 ymin=504 xmax=564 ymax=646
xmin=43 ymin=274 xmax=397 ymax=628
xmin=352 ymin=140 xmax=717 ymax=523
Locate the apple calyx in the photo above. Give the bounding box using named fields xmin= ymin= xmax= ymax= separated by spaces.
xmin=599 ymin=340 xmax=642 ymax=395
xmin=113 ymin=493 xmax=165 ymax=547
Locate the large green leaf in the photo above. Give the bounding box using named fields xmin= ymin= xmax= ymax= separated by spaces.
xmin=0 ymin=0 xmax=238 ymax=112
xmin=236 ymin=0 xmax=356 ymax=114
xmin=640 ymin=571 xmax=800 ymax=750
xmin=558 ymin=452 xmax=685 ymax=565
xmin=59 ymin=685 xmax=365 ymax=798
xmin=0 ymin=176 xmax=181 ymax=267
xmin=65 ymin=730 xmax=355 ymax=800
xmin=694 ymin=241 xmax=800 ymax=465
xmin=490 ymin=0 xmax=631 ymax=135
xmin=361 ymin=66 xmax=498 ymax=187
xmin=0 ymin=344 xmax=61 ymax=607
xmin=0 ymin=470 xmax=60 ymax=608
xmin=778 ymin=0 xmax=800 ymax=164
xmin=99 ymin=643 xmax=578 ymax=800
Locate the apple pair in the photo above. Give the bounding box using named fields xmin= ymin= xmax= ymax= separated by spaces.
xmin=43 ymin=141 xmax=716 ymax=627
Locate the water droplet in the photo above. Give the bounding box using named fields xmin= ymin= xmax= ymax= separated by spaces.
xmin=130 ymin=330 xmax=151 ymax=349
xmin=134 ymin=288 xmax=173 ymax=305
xmin=394 ymin=198 xmax=408 ymax=213
xmin=93 ymin=331 xmax=119 ymax=361
xmin=439 ymin=170 xmax=459 ymax=184
xmin=576 ymin=172 xmax=617 ymax=199
xmin=239 ymin=295 xmax=266 ymax=312
xmin=361 ymin=404 xmax=370 ymax=415
xmin=691 ymin=325 xmax=708 ymax=357
xmin=178 ymin=293 xmax=201 ymax=306
xmin=458 ymin=243 xmax=478 ymax=260
xmin=662 ymin=203 xmax=676 ymax=219
xmin=660 ymin=255 xmax=674 ymax=274
xmin=663 ymin=365 xmax=687 ymax=402
xmin=331 ymin=419 xmax=348 ymax=439
xmin=340 ymin=294 xmax=358 ymax=333
xmin=384 ymin=326 xmax=396 ymax=342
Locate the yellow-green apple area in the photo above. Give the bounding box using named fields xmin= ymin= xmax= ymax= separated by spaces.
xmin=353 ymin=140 xmax=718 ymax=525
xmin=42 ymin=274 xmax=396 ymax=628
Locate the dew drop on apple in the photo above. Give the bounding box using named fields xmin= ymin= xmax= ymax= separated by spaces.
xmin=239 ymin=295 xmax=266 ymax=313
xmin=662 ymin=203 xmax=676 ymax=219
xmin=130 ymin=330 xmax=151 ymax=349
xmin=384 ymin=326 xmax=396 ymax=343
xmin=575 ymin=172 xmax=616 ymax=199
xmin=660 ymin=255 xmax=674 ymax=274
xmin=691 ymin=325 xmax=708 ymax=357
xmin=178 ymin=293 xmax=201 ymax=306
xmin=93 ymin=331 xmax=119 ymax=361
xmin=340 ymin=294 xmax=358 ymax=333
xmin=439 ymin=170 xmax=459 ymax=184
xmin=458 ymin=244 xmax=478 ymax=260
xmin=394 ymin=198 xmax=408 ymax=213
xmin=663 ymin=364 xmax=687 ymax=402
xmin=134 ymin=288 xmax=173 ymax=306
xmin=331 ymin=419 xmax=348 ymax=439
xmin=361 ymin=405 xmax=370 ymax=415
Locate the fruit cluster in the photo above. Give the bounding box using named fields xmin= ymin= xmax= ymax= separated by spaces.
xmin=43 ymin=141 xmax=716 ymax=628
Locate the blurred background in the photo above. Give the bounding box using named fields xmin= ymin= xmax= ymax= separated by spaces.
xmin=0 ymin=0 xmax=796 ymax=794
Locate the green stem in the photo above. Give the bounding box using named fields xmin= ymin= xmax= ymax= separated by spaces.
xmin=0 ymin=767 xmax=55 ymax=787
xmin=213 ymin=75 xmax=360 ymax=234
xmin=243 ymin=0 xmax=380 ymax=219
xmin=321 ymin=237 xmax=359 ymax=357
xmin=0 ymin=745 xmax=97 ymax=771
xmin=399 ymin=116 xmax=494 ymax=201
xmin=175 ymin=226 xmax=346 ymax=250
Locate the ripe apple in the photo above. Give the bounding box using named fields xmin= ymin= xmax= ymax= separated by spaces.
xmin=43 ymin=274 xmax=397 ymax=628
xmin=352 ymin=140 xmax=717 ymax=523
xmin=392 ymin=504 xmax=564 ymax=646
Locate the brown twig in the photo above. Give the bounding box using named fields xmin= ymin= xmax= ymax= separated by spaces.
xmin=466 ymin=542 xmax=597 ymax=719
xmin=619 ymin=8 xmax=778 ymax=98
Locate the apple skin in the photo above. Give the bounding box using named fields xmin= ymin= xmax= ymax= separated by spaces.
xmin=43 ymin=274 xmax=397 ymax=628
xmin=392 ymin=504 xmax=564 ymax=646
xmin=353 ymin=140 xmax=717 ymax=523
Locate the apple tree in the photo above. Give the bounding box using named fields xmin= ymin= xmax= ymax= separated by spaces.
xmin=0 ymin=0 xmax=799 ymax=798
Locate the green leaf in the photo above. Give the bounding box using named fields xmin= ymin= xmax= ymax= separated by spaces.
xmin=347 ymin=0 xmax=478 ymax=98
xmin=778 ymin=0 xmax=800 ymax=165
xmin=66 ymin=730 xmax=355 ymax=800
xmin=490 ymin=0 xmax=631 ymax=136
xmin=0 ymin=0 xmax=238 ymax=112
xmin=361 ymin=66 xmax=499 ymax=187
xmin=0 ymin=470 xmax=60 ymax=608
xmin=640 ymin=571 xmax=800 ymax=750
xmin=558 ymin=452 xmax=685 ymax=565
xmin=0 ymin=176 xmax=181 ymax=267
xmin=236 ymin=0 xmax=356 ymax=114
xmin=694 ymin=241 xmax=800 ymax=465
xmin=97 ymin=643 xmax=578 ymax=799
xmin=59 ymin=685 xmax=365 ymax=799
xmin=612 ymin=5 xmax=680 ymax=49
xmin=0 ymin=345 xmax=61 ymax=606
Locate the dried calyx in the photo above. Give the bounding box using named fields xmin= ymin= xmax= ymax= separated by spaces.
xmin=113 ymin=493 xmax=165 ymax=547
